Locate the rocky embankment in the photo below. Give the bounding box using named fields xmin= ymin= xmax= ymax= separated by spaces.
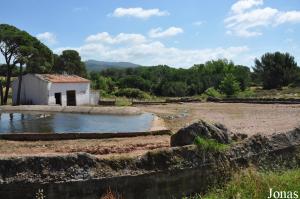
xmin=1 ymin=120 xmax=300 ymax=199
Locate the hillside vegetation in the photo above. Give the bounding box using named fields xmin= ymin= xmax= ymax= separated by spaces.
xmin=90 ymin=52 xmax=300 ymax=99
xmin=85 ymin=60 xmax=141 ymax=72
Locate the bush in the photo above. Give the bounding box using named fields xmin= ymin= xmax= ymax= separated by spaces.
xmin=203 ymin=87 xmax=223 ymax=98
xmin=219 ymin=74 xmax=241 ymax=97
xmin=115 ymin=97 xmax=132 ymax=106
xmin=194 ymin=136 xmax=229 ymax=152
xmin=236 ymin=89 xmax=255 ymax=98
xmin=115 ymin=88 xmax=151 ymax=99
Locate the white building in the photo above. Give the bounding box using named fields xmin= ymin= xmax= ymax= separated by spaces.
xmin=12 ymin=74 xmax=99 ymax=106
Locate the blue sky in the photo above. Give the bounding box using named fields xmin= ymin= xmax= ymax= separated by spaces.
xmin=0 ymin=0 xmax=300 ymax=68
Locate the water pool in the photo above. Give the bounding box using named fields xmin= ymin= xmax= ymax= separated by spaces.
xmin=0 ymin=112 xmax=154 ymax=133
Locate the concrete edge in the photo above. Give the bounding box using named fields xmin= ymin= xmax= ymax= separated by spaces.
xmin=0 ymin=130 xmax=172 ymax=141
xmin=0 ymin=105 xmax=142 ymax=115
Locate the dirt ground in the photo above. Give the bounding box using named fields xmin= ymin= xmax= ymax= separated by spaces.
xmin=0 ymin=135 xmax=170 ymax=158
xmin=1 ymin=102 xmax=300 ymax=158
xmin=140 ymin=102 xmax=300 ymax=135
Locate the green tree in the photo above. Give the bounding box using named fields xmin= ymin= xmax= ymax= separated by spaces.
xmin=0 ymin=24 xmax=53 ymax=105
xmin=52 ymin=50 xmax=87 ymax=77
xmin=115 ymin=88 xmax=150 ymax=99
xmin=0 ymin=24 xmax=25 ymax=104
xmin=97 ymin=59 xmax=252 ymax=97
xmin=118 ymin=75 xmax=151 ymax=91
xmin=219 ymin=74 xmax=241 ymax=96
xmin=161 ymin=81 xmax=188 ymax=97
xmin=232 ymin=65 xmax=251 ymax=91
xmin=253 ymin=52 xmax=299 ymax=89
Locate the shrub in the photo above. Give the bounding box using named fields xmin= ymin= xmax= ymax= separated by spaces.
xmin=194 ymin=136 xmax=229 ymax=152
xmin=203 ymin=87 xmax=223 ymax=98
xmin=115 ymin=88 xmax=151 ymax=99
xmin=219 ymin=74 xmax=241 ymax=97
xmin=236 ymin=89 xmax=255 ymax=98
xmin=115 ymin=97 xmax=132 ymax=106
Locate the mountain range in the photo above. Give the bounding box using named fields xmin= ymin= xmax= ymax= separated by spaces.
xmin=85 ymin=60 xmax=141 ymax=71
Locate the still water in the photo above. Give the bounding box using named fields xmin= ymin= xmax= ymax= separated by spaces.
xmin=0 ymin=112 xmax=154 ymax=133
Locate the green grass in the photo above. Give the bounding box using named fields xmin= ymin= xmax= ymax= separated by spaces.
xmin=115 ymin=97 xmax=132 ymax=106
xmin=249 ymin=86 xmax=300 ymax=99
xmin=236 ymin=89 xmax=256 ymax=98
xmin=194 ymin=136 xmax=229 ymax=152
xmin=183 ymin=168 xmax=300 ymax=199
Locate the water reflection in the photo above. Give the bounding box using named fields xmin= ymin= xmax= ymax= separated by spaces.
xmin=0 ymin=112 xmax=153 ymax=134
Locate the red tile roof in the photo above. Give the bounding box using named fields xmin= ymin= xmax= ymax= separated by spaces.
xmin=36 ymin=74 xmax=90 ymax=83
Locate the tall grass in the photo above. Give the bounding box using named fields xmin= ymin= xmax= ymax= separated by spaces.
xmin=184 ymin=168 xmax=300 ymax=199
xmin=115 ymin=97 xmax=132 ymax=106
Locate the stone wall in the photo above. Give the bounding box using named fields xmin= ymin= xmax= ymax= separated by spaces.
xmin=0 ymin=129 xmax=300 ymax=199
xmin=1 ymin=128 xmax=300 ymax=199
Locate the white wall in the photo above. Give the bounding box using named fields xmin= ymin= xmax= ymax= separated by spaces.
xmin=12 ymin=74 xmax=49 ymax=105
xmin=48 ymin=82 xmax=90 ymax=106
xmin=90 ymin=90 xmax=100 ymax=105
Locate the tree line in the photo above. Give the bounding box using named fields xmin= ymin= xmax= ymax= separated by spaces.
xmin=90 ymin=53 xmax=300 ymax=98
xmin=90 ymin=60 xmax=251 ymax=97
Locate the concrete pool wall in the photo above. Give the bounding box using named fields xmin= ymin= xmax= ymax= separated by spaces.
xmin=0 ymin=105 xmax=142 ymax=115
xmin=0 ymin=130 xmax=172 ymax=141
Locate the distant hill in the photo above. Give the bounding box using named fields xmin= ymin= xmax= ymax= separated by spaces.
xmin=85 ymin=60 xmax=141 ymax=71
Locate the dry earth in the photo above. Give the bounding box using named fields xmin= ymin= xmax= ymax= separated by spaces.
xmin=0 ymin=135 xmax=170 ymax=158
xmin=140 ymin=102 xmax=300 ymax=135
xmin=1 ymin=102 xmax=300 ymax=158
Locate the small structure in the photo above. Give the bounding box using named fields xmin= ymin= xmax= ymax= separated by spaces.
xmin=12 ymin=74 xmax=99 ymax=106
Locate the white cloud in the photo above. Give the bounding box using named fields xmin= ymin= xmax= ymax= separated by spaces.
xmin=148 ymin=27 xmax=183 ymax=38
xmin=36 ymin=32 xmax=57 ymax=45
xmin=55 ymin=32 xmax=248 ymax=67
xmin=276 ymin=11 xmax=300 ymax=25
xmin=231 ymin=0 xmax=263 ymax=14
xmin=111 ymin=7 xmax=169 ymax=19
xmin=225 ymin=0 xmax=300 ymax=37
xmin=85 ymin=32 xmax=147 ymax=44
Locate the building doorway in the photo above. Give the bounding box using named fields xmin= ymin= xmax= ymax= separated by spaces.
xmin=66 ymin=90 xmax=76 ymax=106
xmin=54 ymin=93 xmax=62 ymax=105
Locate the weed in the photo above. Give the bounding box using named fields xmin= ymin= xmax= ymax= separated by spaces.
xmin=185 ymin=168 xmax=300 ymax=199
xmin=194 ymin=136 xmax=229 ymax=152
xmin=35 ymin=189 xmax=46 ymax=199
